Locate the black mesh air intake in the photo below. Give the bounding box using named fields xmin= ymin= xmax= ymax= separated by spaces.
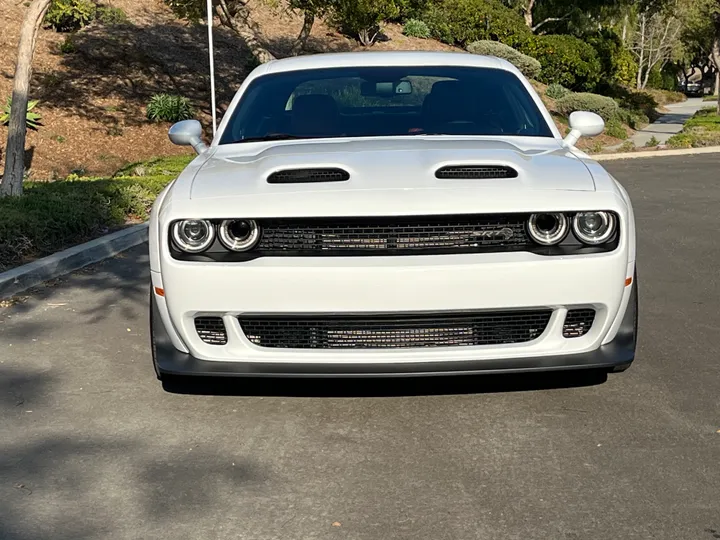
xmin=562 ymin=309 xmax=596 ymax=338
xmin=435 ymin=165 xmax=518 ymax=179
xmin=195 ymin=317 xmax=228 ymax=345
xmin=267 ymin=168 xmax=350 ymax=184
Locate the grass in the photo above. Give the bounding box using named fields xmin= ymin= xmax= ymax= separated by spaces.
xmin=666 ymin=108 xmax=720 ymax=149
xmin=703 ymin=95 xmax=719 ymax=102
xmin=0 ymin=155 xmax=194 ymax=272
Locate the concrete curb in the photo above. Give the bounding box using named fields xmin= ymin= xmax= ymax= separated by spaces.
xmin=0 ymin=223 xmax=148 ymax=299
xmin=595 ymin=146 xmax=720 ymax=161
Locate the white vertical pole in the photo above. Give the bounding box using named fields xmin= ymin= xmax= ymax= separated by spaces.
xmin=207 ymin=0 xmax=217 ymax=137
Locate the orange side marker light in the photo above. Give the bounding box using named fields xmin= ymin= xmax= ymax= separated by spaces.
xmin=625 ymin=277 xmax=633 ymax=287
xmin=154 ymin=287 xmax=165 ymax=297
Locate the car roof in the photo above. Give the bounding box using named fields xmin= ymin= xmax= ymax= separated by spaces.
xmin=260 ymin=51 xmax=510 ymax=74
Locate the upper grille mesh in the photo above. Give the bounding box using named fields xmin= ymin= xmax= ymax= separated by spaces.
xmin=562 ymin=309 xmax=596 ymax=338
xmin=267 ymin=168 xmax=350 ymax=184
xmin=240 ymin=310 xmax=552 ymax=349
xmin=435 ymin=166 xmax=518 ymax=179
xmin=195 ymin=316 xmax=228 ymax=345
xmin=257 ymin=215 xmax=529 ymax=255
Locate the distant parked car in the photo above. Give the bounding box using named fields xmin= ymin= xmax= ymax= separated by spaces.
xmin=684 ymin=81 xmax=704 ymax=97
xmin=148 ymin=51 xmax=638 ymax=381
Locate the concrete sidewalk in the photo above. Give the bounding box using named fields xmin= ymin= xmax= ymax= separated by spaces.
xmin=629 ymin=97 xmax=708 ymax=147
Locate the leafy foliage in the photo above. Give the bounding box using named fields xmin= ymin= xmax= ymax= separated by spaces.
xmin=555 ymin=92 xmax=619 ymax=120
xmin=59 ymin=35 xmax=77 ymax=53
xmin=520 ymin=34 xmax=602 ymax=92
xmin=1 ymin=98 xmax=42 ymax=130
xmin=646 ymin=66 xmax=677 ymax=91
xmin=645 ymin=135 xmax=660 ymax=147
xmin=466 ymin=40 xmax=541 ymax=78
xmin=44 ymin=0 xmax=96 ymax=32
xmin=604 ymin=118 xmax=627 ymax=139
xmin=587 ymin=31 xmax=637 ymax=88
xmin=403 ymin=18 xmax=431 ymax=38
xmin=330 ymin=0 xmax=400 ymax=45
xmin=422 ymin=0 xmax=531 ymax=47
xmin=545 ymin=83 xmax=571 ymax=99
xmin=96 ymin=5 xmax=129 ymax=25
xmin=146 ymin=94 xmax=195 ymax=123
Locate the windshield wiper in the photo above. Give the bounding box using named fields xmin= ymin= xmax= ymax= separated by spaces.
xmin=238 ymin=134 xmax=315 ymax=143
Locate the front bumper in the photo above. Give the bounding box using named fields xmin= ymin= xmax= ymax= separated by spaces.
xmin=150 ymin=272 xmax=637 ymax=378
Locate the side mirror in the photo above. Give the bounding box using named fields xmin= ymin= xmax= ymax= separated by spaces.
xmin=563 ymin=111 xmax=605 ymax=148
xmin=168 ymin=120 xmax=208 ymax=154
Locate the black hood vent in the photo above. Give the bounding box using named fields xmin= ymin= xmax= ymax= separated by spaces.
xmin=268 ymin=168 xmax=350 ymax=184
xmin=435 ymin=165 xmax=518 ymax=179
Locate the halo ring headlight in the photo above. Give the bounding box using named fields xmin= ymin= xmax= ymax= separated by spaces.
xmin=171 ymin=219 xmax=215 ymax=253
xmin=527 ymin=213 xmax=569 ymax=245
xmin=219 ymin=219 xmax=260 ymax=252
xmin=573 ymin=211 xmax=616 ymax=245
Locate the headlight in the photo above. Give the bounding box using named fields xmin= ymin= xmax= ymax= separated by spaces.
xmin=218 ymin=219 xmax=260 ymax=252
xmin=572 ymin=211 xmax=616 ymax=244
xmin=171 ymin=219 xmax=215 ymax=253
xmin=527 ymin=213 xmax=568 ymax=245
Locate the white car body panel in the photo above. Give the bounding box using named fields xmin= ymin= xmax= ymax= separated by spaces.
xmin=149 ymin=51 xmax=637 ymax=377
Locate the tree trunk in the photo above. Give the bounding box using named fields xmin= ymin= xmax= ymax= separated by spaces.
xmin=1 ymin=0 xmax=51 ymax=197
xmin=217 ymin=0 xmax=276 ymax=64
xmin=636 ymin=14 xmax=646 ymax=90
xmin=622 ymin=14 xmax=628 ymax=45
xmin=523 ymin=0 xmax=536 ymax=29
xmin=713 ymin=31 xmax=720 ymax=114
xmin=291 ymin=11 xmax=314 ymax=56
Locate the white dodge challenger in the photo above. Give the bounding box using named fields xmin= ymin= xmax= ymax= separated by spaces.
xmin=148 ymin=51 xmax=638 ymax=379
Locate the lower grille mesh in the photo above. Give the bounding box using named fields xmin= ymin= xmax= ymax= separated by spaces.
xmin=562 ymin=309 xmax=596 ymax=338
xmin=195 ymin=316 xmax=228 ymax=345
xmin=240 ymin=310 xmax=552 ymax=349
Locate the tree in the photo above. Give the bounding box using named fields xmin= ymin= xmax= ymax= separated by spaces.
xmin=501 ymin=0 xmax=632 ymax=34
xmin=330 ymin=0 xmax=399 ymax=46
xmin=682 ymin=0 xmax=720 ymax=112
xmin=630 ymin=5 xmax=683 ymax=89
xmin=1 ymin=0 xmax=52 ymax=197
xmin=165 ymin=0 xmax=276 ymax=64
xmin=288 ymin=0 xmax=333 ymax=55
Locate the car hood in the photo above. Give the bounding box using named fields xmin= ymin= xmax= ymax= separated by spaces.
xmin=189 ymin=138 xmax=596 ymax=202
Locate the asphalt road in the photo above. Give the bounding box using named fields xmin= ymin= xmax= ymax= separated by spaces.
xmin=2 ymin=155 xmax=720 ymax=540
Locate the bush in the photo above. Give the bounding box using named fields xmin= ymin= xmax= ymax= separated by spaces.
xmin=402 ymin=18 xmax=430 ymax=38
xmin=59 ymin=35 xmax=77 ymax=53
xmin=586 ymin=31 xmax=637 ymax=88
xmin=646 ymin=66 xmax=677 ymax=91
xmin=423 ymin=0 xmax=531 ymax=47
xmin=605 ymin=118 xmax=627 ymax=139
xmin=0 ymin=175 xmax=174 ymax=271
xmin=666 ymin=133 xmax=693 ymax=148
xmin=519 ymin=34 xmax=602 ymax=92
xmin=1 ymin=98 xmax=42 ymax=130
xmin=330 ymin=0 xmax=400 ymax=45
xmin=645 ymin=136 xmax=660 ymax=147
xmin=96 ymin=6 xmax=129 ymax=25
xmin=555 ymin=92 xmax=619 ymax=121
xmin=615 ymin=108 xmax=649 ymax=130
xmin=466 ymin=40 xmax=541 ymax=79
xmin=618 ymin=140 xmax=635 ymax=153
xmin=146 ymin=94 xmax=194 ymax=123
xmin=545 ymin=83 xmax=571 ymax=100
xmin=44 ymin=0 xmax=96 ymax=32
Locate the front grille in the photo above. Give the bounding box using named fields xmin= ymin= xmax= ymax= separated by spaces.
xmin=240 ymin=310 xmax=552 ymax=349
xmin=435 ymin=165 xmax=518 ymax=179
xmin=267 ymin=168 xmax=350 ymax=184
xmin=256 ymin=215 xmax=530 ymax=255
xmin=195 ymin=316 xmax=228 ymax=345
xmin=562 ymin=309 xmax=596 ymax=338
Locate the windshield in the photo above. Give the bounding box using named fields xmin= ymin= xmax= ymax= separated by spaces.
xmin=219 ymin=66 xmax=554 ymax=144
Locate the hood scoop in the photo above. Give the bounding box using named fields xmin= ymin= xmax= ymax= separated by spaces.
xmin=435 ymin=165 xmax=518 ymax=179
xmin=267 ymin=168 xmax=350 ymax=184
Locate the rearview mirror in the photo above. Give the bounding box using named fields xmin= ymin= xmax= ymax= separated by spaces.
xmin=563 ymin=111 xmax=604 ymax=148
xmin=361 ymin=80 xmax=413 ymax=97
xmin=168 ymin=120 xmax=208 ymax=154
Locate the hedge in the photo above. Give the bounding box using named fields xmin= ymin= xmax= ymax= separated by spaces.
xmin=423 ymin=0 xmax=531 ymax=47
xmin=555 ymin=92 xmax=619 ymax=121
xmin=466 ymin=40 xmax=541 ymax=79
xmin=520 ymin=34 xmax=602 ymax=92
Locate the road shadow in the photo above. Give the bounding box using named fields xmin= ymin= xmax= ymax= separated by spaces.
xmin=161 ymin=369 xmax=609 ymax=397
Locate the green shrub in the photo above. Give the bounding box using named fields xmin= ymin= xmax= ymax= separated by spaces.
xmin=423 ymin=0 xmax=531 ymax=47
xmin=330 ymin=0 xmax=400 ymax=45
xmin=645 ymin=136 xmax=660 ymax=147
xmin=586 ymin=31 xmax=636 ymax=88
xmin=0 ymin=175 xmax=174 ymax=271
xmin=1 ymin=98 xmax=42 ymax=130
xmin=466 ymin=40 xmax=541 ymax=79
xmin=605 ymin=118 xmax=627 ymax=139
xmin=402 ymin=18 xmax=430 ymax=38
xmin=146 ymin=94 xmax=194 ymax=123
xmin=618 ymin=140 xmax=635 ymax=153
xmin=666 ymin=133 xmax=693 ymax=148
xmin=59 ymin=35 xmax=77 ymax=53
xmin=519 ymin=34 xmax=602 ymax=92
xmin=615 ymin=108 xmax=649 ymax=130
xmin=646 ymin=66 xmax=677 ymax=91
xmin=555 ymin=92 xmax=618 ymax=121
xmin=96 ymin=6 xmax=129 ymax=25
xmin=44 ymin=0 xmax=96 ymax=32
xmin=545 ymin=83 xmax=571 ymax=100
xmin=683 ymin=108 xmax=720 ymax=131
